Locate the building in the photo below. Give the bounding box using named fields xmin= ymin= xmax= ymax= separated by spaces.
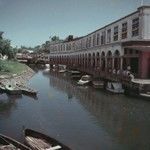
xmin=47 ymin=6 xmax=150 ymax=79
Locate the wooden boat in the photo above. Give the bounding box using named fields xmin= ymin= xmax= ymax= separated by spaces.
xmin=0 ymin=82 xmax=5 ymax=93
xmin=16 ymin=84 xmax=37 ymax=95
xmin=24 ymin=129 xmax=71 ymax=150
xmin=5 ymin=84 xmax=22 ymax=95
xmin=0 ymin=133 xmax=30 ymax=150
xmin=92 ymin=80 xmax=104 ymax=89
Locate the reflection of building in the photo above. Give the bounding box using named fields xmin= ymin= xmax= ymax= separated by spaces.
xmin=47 ymin=6 xmax=150 ymax=79
xmin=49 ymin=71 xmax=150 ymax=149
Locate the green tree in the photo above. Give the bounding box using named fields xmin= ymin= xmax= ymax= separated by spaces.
xmin=50 ymin=36 xmax=60 ymax=42
xmin=0 ymin=37 xmax=14 ymax=59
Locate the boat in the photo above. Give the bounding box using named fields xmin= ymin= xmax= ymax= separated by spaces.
xmin=0 ymin=82 xmax=5 ymax=93
xmin=59 ymin=69 xmax=66 ymax=73
xmin=0 ymin=133 xmax=30 ymax=150
xmin=77 ymin=75 xmax=92 ymax=85
xmin=16 ymin=84 xmax=37 ymax=95
xmin=92 ymin=80 xmax=104 ymax=89
xmin=68 ymin=70 xmax=81 ymax=75
xmin=131 ymin=79 xmax=150 ymax=99
xmin=106 ymin=82 xmax=124 ymax=94
xmin=5 ymin=83 xmax=22 ymax=95
xmin=24 ymin=129 xmax=71 ymax=150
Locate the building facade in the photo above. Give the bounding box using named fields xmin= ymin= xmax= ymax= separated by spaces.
xmin=47 ymin=6 xmax=150 ymax=79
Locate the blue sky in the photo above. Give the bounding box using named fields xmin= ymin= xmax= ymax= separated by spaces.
xmin=0 ymin=0 xmax=150 ymax=47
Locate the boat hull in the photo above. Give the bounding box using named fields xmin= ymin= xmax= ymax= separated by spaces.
xmin=0 ymin=134 xmax=30 ymax=150
xmin=24 ymin=129 xmax=71 ymax=150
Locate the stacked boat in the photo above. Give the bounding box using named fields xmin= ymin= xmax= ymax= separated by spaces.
xmin=0 ymin=129 xmax=71 ymax=150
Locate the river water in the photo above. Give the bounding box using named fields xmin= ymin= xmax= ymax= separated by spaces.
xmin=0 ymin=67 xmax=150 ymax=150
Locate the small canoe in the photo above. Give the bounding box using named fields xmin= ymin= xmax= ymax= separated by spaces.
xmin=24 ymin=129 xmax=71 ymax=150
xmin=0 ymin=134 xmax=30 ymax=150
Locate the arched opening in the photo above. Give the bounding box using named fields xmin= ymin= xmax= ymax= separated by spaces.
xmin=88 ymin=53 xmax=91 ymax=68
xmin=107 ymin=51 xmax=112 ymax=72
xmin=85 ymin=54 xmax=87 ymax=68
xmin=96 ymin=52 xmax=100 ymax=68
xmin=101 ymin=51 xmax=105 ymax=71
xmin=114 ymin=50 xmax=120 ymax=70
xmin=92 ymin=53 xmax=96 ymax=68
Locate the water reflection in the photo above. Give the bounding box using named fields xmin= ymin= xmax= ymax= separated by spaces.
xmin=48 ymin=70 xmax=150 ymax=150
xmin=0 ymin=94 xmax=20 ymax=117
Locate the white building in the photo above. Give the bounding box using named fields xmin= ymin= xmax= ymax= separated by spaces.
xmin=47 ymin=6 xmax=150 ymax=79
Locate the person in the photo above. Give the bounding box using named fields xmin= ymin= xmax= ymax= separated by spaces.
xmin=112 ymin=69 xmax=116 ymax=74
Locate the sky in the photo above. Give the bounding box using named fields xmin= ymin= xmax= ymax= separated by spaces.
xmin=0 ymin=0 xmax=150 ymax=48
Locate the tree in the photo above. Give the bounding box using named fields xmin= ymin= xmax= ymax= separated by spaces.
xmin=51 ymin=36 xmax=60 ymax=42
xmin=0 ymin=31 xmax=4 ymax=39
xmin=0 ymin=37 xmax=14 ymax=59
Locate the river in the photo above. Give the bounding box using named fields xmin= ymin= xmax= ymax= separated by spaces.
xmin=0 ymin=67 xmax=150 ymax=150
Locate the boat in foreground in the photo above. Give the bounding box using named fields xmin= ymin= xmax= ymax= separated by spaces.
xmin=24 ymin=129 xmax=71 ymax=150
xmin=0 ymin=133 xmax=30 ymax=150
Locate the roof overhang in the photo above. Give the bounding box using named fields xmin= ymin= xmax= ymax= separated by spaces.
xmin=122 ymin=41 xmax=150 ymax=51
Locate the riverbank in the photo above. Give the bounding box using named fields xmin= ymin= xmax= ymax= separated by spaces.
xmin=0 ymin=60 xmax=35 ymax=85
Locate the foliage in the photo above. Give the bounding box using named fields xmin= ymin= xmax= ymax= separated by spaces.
xmin=0 ymin=33 xmax=14 ymax=59
xmin=0 ymin=60 xmax=27 ymax=75
xmin=50 ymin=36 xmax=60 ymax=42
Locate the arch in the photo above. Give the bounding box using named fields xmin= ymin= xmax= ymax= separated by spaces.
xmin=101 ymin=51 xmax=105 ymax=57
xmin=92 ymin=53 xmax=96 ymax=68
xmin=101 ymin=51 xmax=105 ymax=71
xmin=107 ymin=51 xmax=112 ymax=57
xmin=114 ymin=50 xmax=120 ymax=57
xmin=114 ymin=50 xmax=121 ymax=70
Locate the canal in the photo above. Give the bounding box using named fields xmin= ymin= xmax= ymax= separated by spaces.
xmin=0 ymin=67 xmax=150 ymax=150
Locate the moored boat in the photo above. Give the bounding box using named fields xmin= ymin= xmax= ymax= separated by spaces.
xmin=92 ymin=80 xmax=104 ymax=89
xmin=59 ymin=69 xmax=66 ymax=73
xmin=131 ymin=79 xmax=150 ymax=100
xmin=5 ymin=84 xmax=22 ymax=95
xmin=24 ymin=129 xmax=71 ymax=150
xmin=77 ymin=75 xmax=92 ymax=85
xmin=16 ymin=84 xmax=37 ymax=95
xmin=0 ymin=133 xmax=30 ymax=150
xmin=106 ymin=82 xmax=124 ymax=94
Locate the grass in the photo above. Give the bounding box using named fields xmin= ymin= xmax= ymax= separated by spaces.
xmin=0 ymin=60 xmax=28 ymax=75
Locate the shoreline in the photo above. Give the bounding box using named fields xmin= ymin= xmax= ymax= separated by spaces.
xmin=0 ymin=65 xmax=35 ymax=86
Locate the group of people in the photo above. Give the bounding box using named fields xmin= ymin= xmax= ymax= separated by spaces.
xmin=112 ymin=65 xmax=135 ymax=80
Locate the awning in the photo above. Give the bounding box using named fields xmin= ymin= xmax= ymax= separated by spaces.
xmin=122 ymin=41 xmax=150 ymax=51
xmin=124 ymin=45 xmax=150 ymax=51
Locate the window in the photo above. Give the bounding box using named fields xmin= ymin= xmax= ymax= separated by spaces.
xmin=132 ymin=18 xmax=139 ymax=37
xmin=113 ymin=26 xmax=118 ymax=41
xmin=93 ymin=34 xmax=96 ymax=46
xmin=97 ymin=33 xmax=100 ymax=45
xmin=86 ymin=38 xmax=88 ymax=48
xmin=101 ymin=31 xmax=106 ymax=45
xmin=89 ymin=37 xmax=92 ymax=47
xmin=122 ymin=22 xmax=128 ymax=39
xmin=107 ymin=29 xmax=111 ymax=43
